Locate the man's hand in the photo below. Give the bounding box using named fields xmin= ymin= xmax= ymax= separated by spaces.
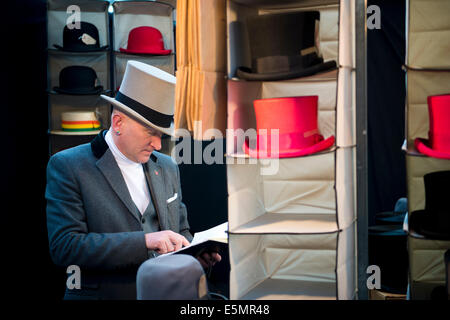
xmin=145 ymin=231 xmax=190 ymax=254
xmin=196 ymin=251 xmax=222 ymax=270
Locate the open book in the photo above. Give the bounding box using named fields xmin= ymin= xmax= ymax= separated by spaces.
xmin=158 ymin=222 xmax=228 ymax=258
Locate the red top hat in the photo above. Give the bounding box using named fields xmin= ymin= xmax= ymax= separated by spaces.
xmin=415 ymin=94 xmax=450 ymax=160
xmin=243 ymin=96 xmax=335 ymax=158
xmin=120 ymin=26 xmax=172 ymax=55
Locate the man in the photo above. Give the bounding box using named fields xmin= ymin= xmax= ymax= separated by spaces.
xmin=46 ymin=61 xmax=220 ymax=300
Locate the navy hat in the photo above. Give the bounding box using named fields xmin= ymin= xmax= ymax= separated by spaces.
xmin=375 ymin=198 xmax=408 ymax=226
xmin=409 ymin=171 xmax=450 ymax=240
xmin=236 ymin=11 xmax=336 ymax=81
xmin=54 ymin=21 xmax=108 ymax=52
xmin=53 ymin=66 xmax=103 ymax=95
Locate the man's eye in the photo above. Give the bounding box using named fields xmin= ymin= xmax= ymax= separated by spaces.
xmin=147 ymin=130 xmax=160 ymax=137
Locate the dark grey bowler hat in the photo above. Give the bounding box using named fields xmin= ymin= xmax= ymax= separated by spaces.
xmin=236 ymin=11 xmax=336 ymax=81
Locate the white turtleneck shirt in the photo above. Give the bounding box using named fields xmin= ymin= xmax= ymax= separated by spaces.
xmin=105 ymin=129 xmax=150 ymax=215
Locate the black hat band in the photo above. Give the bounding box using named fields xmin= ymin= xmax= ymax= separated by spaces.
xmin=115 ymin=91 xmax=173 ymax=128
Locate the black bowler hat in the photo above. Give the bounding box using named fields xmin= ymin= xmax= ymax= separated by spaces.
xmin=236 ymin=11 xmax=337 ymax=81
xmin=409 ymin=170 xmax=450 ymax=240
xmin=54 ymin=21 xmax=108 ymax=52
xmin=53 ymin=66 xmax=103 ymax=95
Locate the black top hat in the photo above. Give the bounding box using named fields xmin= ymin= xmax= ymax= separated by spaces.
xmin=409 ymin=170 xmax=450 ymax=240
xmin=54 ymin=21 xmax=108 ymax=52
xmin=236 ymin=11 xmax=336 ymax=81
xmin=53 ymin=66 xmax=103 ymax=95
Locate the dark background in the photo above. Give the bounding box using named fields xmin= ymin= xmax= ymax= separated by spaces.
xmin=367 ymin=0 xmax=406 ymax=225
xmin=4 ymin=0 xmax=406 ymax=299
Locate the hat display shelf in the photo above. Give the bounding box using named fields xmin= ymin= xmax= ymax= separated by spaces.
xmin=111 ymin=0 xmax=175 ymax=87
xmin=47 ymin=0 xmax=112 ymax=155
xmin=404 ymin=0 xmax=450 ymax=299
xmin=47 ymin=0 xmax=110 ymax=54
xmin=111 ymin=1 xmax=175 ymax=156
xmin=47 ymin=56 xmax=111 ymax=96
xmin=226 ymin=0 xmax=357 ymax=299
xmin=48 ymin=94 xmax=111 ymax=155
xmin=405 ymin=153 xmax=450 ymax=299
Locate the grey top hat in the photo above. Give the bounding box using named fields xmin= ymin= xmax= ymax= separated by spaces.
xmin=136 ymin=254 xmax=209 ymax=300
xmin=101 ymin=60 xmax=176 ymax=136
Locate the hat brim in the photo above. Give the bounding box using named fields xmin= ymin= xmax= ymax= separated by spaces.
xmin=243 ymin=135 xmax=335 ymax=158
xmin=50 ymin=129 xmax=101 ymax=136
xmin=53 ymin=86 xmax=104 ymax=95
xmin=375 ymin=212 xmax=406 ymax=225
xmin=101 ymin=94 xmax=175 ymax=137
xmin=119 ymin=48 xmax=172 ymax=55
xmin=53 ymin=44 xmax=109 ymax=52
xmin=415 ymin=138 xmax=450 ymax=160
xmin=409 ymin=210 xmax=450 ymax=240
xmin=236 ymin=60 xmax=337 ymax=81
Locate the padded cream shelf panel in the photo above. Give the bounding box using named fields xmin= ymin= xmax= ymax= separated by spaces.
xmin=227 ymin=147 xmax=355 ymax=233
xmin=336 ymin=67 xmax=355 ymax=147
xmin=406 ymin=0 xmax=450 ymax=69
xmin=229 ymin=223 xmax=356 ymax=300
xmin=48 ymin=52 xmax=110 ymax=92
xmin=408 ymin=235 xmax=450 ymax=298
xmin=405 ymin=152 xmax=450 ymax=214
xmin=48 ymin=95 xmax=110 ymax=133
xmin=47 ymin=0 xmax=110 ymax=50
xmin=226 ymin=0 xmax=340 ymax=78
xmin=112 ymin=1 xmax=174 ymax=53
xmin=337 ymin=0 xmax=355 ymax=68
xmin=405 ymin=70 xmax=450 ymax=150
xmin=114 ymin=53 xmax=175 ymax=88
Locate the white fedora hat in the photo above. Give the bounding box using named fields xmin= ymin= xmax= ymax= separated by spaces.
xmin=101 ymin=60 xmax=176 ymax=136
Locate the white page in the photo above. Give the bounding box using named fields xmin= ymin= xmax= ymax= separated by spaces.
xmin=157 ymin=222 xmax=228 ymax=257
xmin=191 ymin=222 xmax=228 ymax=246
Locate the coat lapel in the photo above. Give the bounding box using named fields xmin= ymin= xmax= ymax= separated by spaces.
xmin=96 ymin=150 xmax=142 ymax=224
xmin=144 ymin=157 xmax=169 ymax=230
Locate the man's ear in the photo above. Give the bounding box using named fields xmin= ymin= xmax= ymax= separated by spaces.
xmin=111 ymin=112 xmax=124 ymax=132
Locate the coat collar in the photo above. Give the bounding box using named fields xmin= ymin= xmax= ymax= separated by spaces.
xmin=91 ymin=129 xmax=159 ymax=164
xmin=90 ymin=130 xmax=167 ymax=228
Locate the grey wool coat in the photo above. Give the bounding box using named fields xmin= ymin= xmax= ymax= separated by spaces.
xmin=46 ymin=130 xmax=193 ymax=300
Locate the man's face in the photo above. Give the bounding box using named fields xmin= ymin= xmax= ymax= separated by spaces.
xmin=115 ymin=115 xmax=163 ymax=163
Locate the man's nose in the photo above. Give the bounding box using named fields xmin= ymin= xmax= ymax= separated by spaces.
xmin=151 ymin=136 xmax=162 ymax=150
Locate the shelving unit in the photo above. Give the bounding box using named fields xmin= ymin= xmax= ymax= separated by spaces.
xmin=225 ymin=0 xmax=357 ymax=300
xmin=46 ymin=0 xmax=111 ymax=155
xmin=47 ymin=0 xmax=177 ymax=156
xmin=404 ymin=0 xmax=450 ymax=300
xmin=111 ymin=0 xmax=176 ymax=90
